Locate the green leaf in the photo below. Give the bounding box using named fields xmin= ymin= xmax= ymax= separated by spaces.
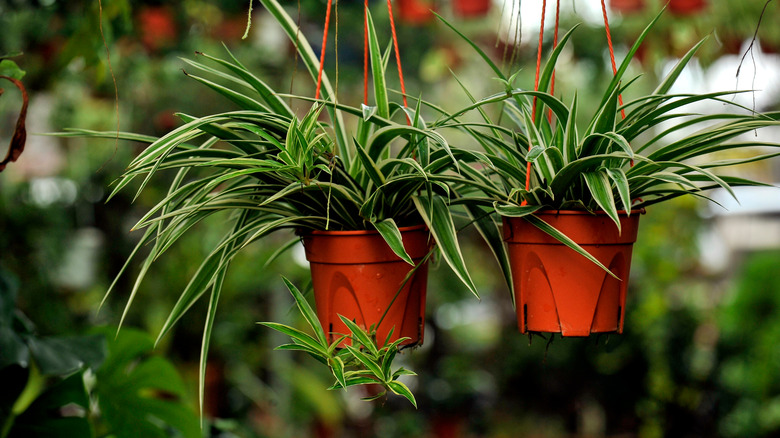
xmin=365 ymin=12 xmax=389 ymax=119
xmin=387 ymin=380 xmax=417 ymax=408
xmin=282 ymin=276 xmax=328 ymax=346
xmin=464 ymin=204 xmax=514 ymax=298
xmin=339 ymin=315 xmax=380 ymax=358
xmin=330 ymin=356 xmax=347 ymax=390
xmin=362 ymin=104 xmax=378 ymax=121
xmin=259 ymin=322 xmax=329 ymax=357
xmin=258 ymin=0 xmax=349 ymax=160
xmin=25 ymin=335 xmax=106 ymax=377
xmin=95 ymin=328 xmax=200 ymax=438
xmin=583 ymin=171 xmax=620 ymax=231
xmin=193 ymin=48 xmax=293 ymax=117
xmin=8 ymin=372 xmax=92 ymax=438
xmin=435 ymin=13 xmax=505 ymax=80
xmin=524 ymin=215 xmax=618 ymax=279
xmin=0 ymin=59 xmax=25 ymax=80
xmin=373 ymin=218 xmax=414 ymax=265
xmin=494 ymin=203 xmax=543 ymax=217
xmin=345 ymin=346 xmax=384 ymax=379
xmin=413 ymin=196 xmax=478 ymax=297
xmin=605 ymin=168 xmax=632 ymax=214
xmin=354 ymin=138 xmax=386 ymax=187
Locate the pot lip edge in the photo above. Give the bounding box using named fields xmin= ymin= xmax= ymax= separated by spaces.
xmin=304 ymin=223 xmax=428 ymax=237
xmin=502 ymin=208 xmax=646 ymax=218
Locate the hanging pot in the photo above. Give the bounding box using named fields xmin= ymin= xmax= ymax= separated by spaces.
xmin=398 ymin=0 xmax=436 ymax=25
xmin=667 ymin=0 xmax=706 ymax=15
xmin=302 ymin=225 xmax=431 ymax=348
xmin=452 ymin=0 xmax=491 ymax=18
xmin=502 ymin=210 xmax=642 ymax=337
xmin=609 ymin=0 xmax=645 ymax=14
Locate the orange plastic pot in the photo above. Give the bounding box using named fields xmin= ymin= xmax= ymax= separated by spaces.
xmin=503 ymin=210 xmax=642 ymax=336
xmin=302 ymin=225 xmax=431 ymax=348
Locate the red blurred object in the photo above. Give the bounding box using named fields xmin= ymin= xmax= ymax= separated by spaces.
xmin=609 ymin=0 xmax=645 ymax=14
xmin=667 ymin=0 xmax=706 ymax=15
xmin=453 ymin=0 xmax=491 ymax=18
xmin=398 ymin=0 xmax=436 ymax=25
xmin=137 ymin=6 xmax=178 ymax=52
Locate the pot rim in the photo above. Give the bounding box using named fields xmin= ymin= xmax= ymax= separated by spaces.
xmin=305 ymin=223 xmax=428 ymax=236
xmin=503 ymin=208 xmax=646 ymax=217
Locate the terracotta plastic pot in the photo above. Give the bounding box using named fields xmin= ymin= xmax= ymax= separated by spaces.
xmin=398 ymin=0 xmax=435 ymax=25
xmin=667 ymin=0 xmax=706 ymax=15
xmin=609 ymin=0 xmax=645 ymax=14
xmin=453 ymin=0 xmax=491 ymax=18
xmin=503 ymin=210 xmax=642 ymax=336
xmin=302 ymin=225 xmax=431 ymax=348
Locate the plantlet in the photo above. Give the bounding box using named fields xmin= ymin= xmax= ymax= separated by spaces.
xmin=260 ymin=278 xmax=418 ymax=407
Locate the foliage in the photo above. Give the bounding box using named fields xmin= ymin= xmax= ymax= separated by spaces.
xmin=0 ymin=268 xmax=105 ymax=438
xmin=0 ymin=269 xmax=198 ymax=438
xmin=718 ymin=250 xmax=780 ymax=437
xmin=92 ymin=327 xmax=201 ymax=438
xmin=260 ymin=277 xmax=418 ymax=407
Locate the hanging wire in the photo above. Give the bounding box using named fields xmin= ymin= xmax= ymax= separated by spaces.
xmin=548 ymin=0 xmax=560 ymax=123
xmin=315 ymin=0 xmax=335 ymax=100
xmin=335 ymin=0 xmax=339 ymax=99
xmin=521 ymin=0 xmax=548 ymax=201
xmin=600 ymin=0 xmax=626 ymax=119
xmin=386 ymin=0 xmax=411 ymax=124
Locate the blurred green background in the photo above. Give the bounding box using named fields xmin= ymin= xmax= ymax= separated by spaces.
xmin=1 ymin=0 xmax=779 ymax=436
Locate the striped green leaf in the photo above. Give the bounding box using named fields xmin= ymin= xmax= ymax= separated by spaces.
xmin=373 ymin=218 xmax=414 ymax=265
xmin=413 ymin=196 xmax=478 ymax=297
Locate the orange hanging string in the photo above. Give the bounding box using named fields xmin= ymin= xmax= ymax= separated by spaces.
xmin=363 ymin=0 xmax=369 ymax=105
xmin=315 ymin=0 xmax=334 ymax=100
xmin=600 ymin=0 xmax=626 ymax=119
xmin=386 ymin=0 xmax=411 ymax=124
xmin=548 ymin=0 xmax=560 ymax=123
xmin=601 ymin=0 xmax=633 ymax=168
xmin=522 ymin=0 xmax=547 ymax=204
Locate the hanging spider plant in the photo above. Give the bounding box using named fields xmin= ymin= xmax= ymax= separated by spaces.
xmin=58 ymin=0 xmax=485 ymax=414
xmin=429 ymin=11 xmax=780 ymax=272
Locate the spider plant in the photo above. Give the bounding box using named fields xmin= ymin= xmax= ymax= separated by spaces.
xmin=59 ymin=0 xmax=481 ymax=414
xmin=431 ymin=12 xmax=780 ymax=272
xmin=260 ymin=277 xmax=418 ymax=407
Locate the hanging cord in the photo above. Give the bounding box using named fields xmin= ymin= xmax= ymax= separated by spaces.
xmin=521 ymin=0 xmax=547 ymax=204
xmin=600 ymin=0 xmax=633 ymax=168
xmin=600 ymin=0 xmax=626 ymax=119
xmin=386 ymin=0 xmax=411 ymax=124
xmin=335 ymin=0 xmax=339 ymax=98
xmin=548 ymin=0 xmax=560 ymax=123
xmin=315 ymin=0 xmax=335 ymax=100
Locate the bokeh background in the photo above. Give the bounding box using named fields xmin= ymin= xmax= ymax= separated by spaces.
xmin=1 ymin=0 xmax=780 ymax=436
